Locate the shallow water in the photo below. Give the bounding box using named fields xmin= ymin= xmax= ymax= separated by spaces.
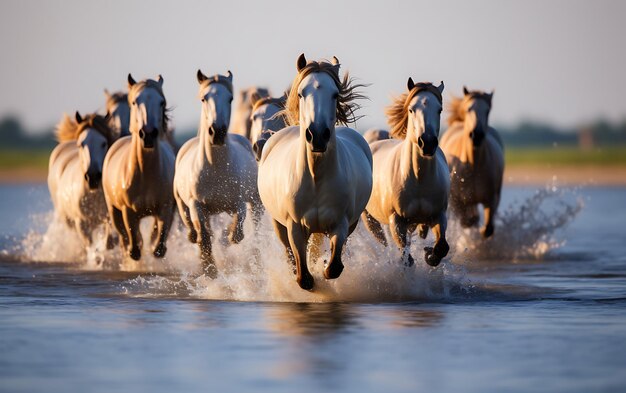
xmin=1 ymin=183 xmax=625 ymax=392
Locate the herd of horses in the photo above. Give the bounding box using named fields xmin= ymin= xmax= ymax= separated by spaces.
xmin=47 ymin=54 xmax=504 ymax=290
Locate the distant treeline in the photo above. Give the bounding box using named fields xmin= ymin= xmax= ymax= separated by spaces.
xmin=1 ymin=114 xmax=626 ymax=149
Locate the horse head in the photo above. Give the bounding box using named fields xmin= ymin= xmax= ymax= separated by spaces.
xmin=104 ymin=89 xmax=130 ymax=138
xmin=127 ymin=74 xmax=167 ymax=149
xmin=404 ymin=78 xmax=444 ymax=157
xmin=249 ymin=95 xmax=286 ymax=144
xmin=460 ymin=86 xmax=493 ymax=147
xmin=74 ymin=111 xmax=113 ymax=190
xmin=197 ymin=69 xmax=234 ymax=146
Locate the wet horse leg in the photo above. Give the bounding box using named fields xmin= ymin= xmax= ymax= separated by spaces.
xmin=76 ymin=219 xmax=92 ymax=248
xmin=324 ymin=218 xmax=348 ymax=280
xmin=227 ymin=204 xmax=246 ymax=244
xmin=110 ymin=207 xmax=129 ymax=252
xmin=152 ymin=205 xmax=174 ymax=258
xmin=424 ymin=212 xmax=449 ymax=267
xmin=190 ymin=201 xmax=217 ymax=278
xmin=481 ymin=194 xmax=500 ymax=238
xmin=287 ymin=221 xmax=313 ymax=290
xmin=390 ymin=213 xmax=414 ymax=267
xmin=176 ymin=194 xmax=197 ymax=243
xmin=122 ymin=208 xmax=142 ymax=261
xmin=361 ymin=211 xmax=388 ymax=246
xmin=272 ymin=219 xmax=296 ymax=273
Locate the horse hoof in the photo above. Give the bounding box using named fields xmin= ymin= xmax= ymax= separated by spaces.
xmin=423 ymin=247 xmax=440 ymax=267
xmin=229 ymin=229 xmax=244 ymax=244
xmin=153 ymin=244 xmax=167 ymax=258
xmin=203 ymin=263 xmax=218 ymax=279
xmin=188 ymin=230 xmax=198 ymax=244
xmin=129 ymin=247 xmax=141 ymax=261
xmin=402 ymin=252 xmax=415 ymax=267
xmin=324 ymin=261 xmax=344 ymax=279
xmin=481 ymin=225 xmax=494 ymax=238
xmin=297 ymin=274 xmax=315 ymax=291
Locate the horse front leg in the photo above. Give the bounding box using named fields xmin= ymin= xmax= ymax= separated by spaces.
xmin=190 ymin=201 xmax=217 ymax=278
xmin=390 ymin=213 xmax=413 ymax=267
xmin=227 ymin=204 xmax=246 ymax=244
xmin=361 ymin=210 xmax=388 ymax=246
xmin=122 ymin=208 xmax=142 ymax=261
xmin=110 ymin=207 xmax=129 ymax=252
xmin=76 ymin=219 xmax=92 ymax=248
xmin=152 ymin=205 xmax=174 ymax=258
xmin=176 ymin=192 xmax=197 ymax=243
xmin=424 ymin=212 xmax=449 ymax=267
xmin=287 ymin=221 xmax=313 ymax=290
xmin=324 ymin=218 xmax=349 ymax=280
xmin=272 ymin=219 xmax=296 ymax=274
xmin=481 ymin=195 xmax=500 ymax=238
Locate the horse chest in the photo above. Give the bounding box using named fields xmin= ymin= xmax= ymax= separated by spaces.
xmin=295 ymin=180 xmax=347 ymax=232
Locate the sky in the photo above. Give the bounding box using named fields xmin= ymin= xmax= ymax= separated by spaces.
xmin=1 ymin=0 xmax=625 ymax=134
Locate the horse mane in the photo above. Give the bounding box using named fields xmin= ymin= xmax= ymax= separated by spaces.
xmin=281 ymin=59 xmax=367 ymax=127
xmin=55 ymin=113 xmax=116 ymax=145
xmin=105 ymin=91 xmax=128 ymax=107
xmin=128 ymin=78 xmax=171 ymax=133
xmin=447 ymin=89 xmax=493 ymax=126
xmin=386 ymin=82 xmax=443 ymax=139
xmin=252 ymin=95 xmax=286 ymax=112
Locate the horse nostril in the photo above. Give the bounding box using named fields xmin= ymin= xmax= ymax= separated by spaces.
xmin=139 ymin=130 xmax=145 ymax=139
xmin=84 ymin=173 xmax=89 ymax=182
xmin=469 ymin=132 xmax=474 ymax=140
xmin=306 ymin=128 xmax=313 ymax=143
xmin=208 ymin=128 xmax=214 ymax=136
xmin=323 ymin=128 xmax=331 ymax=141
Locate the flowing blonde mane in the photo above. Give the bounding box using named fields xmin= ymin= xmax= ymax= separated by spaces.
xmin=55 ymin=113 xmax=116 ymax=145
xmin=281 ymin=59 xmax=366 ymax=126
xmin=386 ymin=82 xmax=443 ymax=139
xmin=252 ymin=95 xmax=286 ymax=112
xmin=105 ymin=91 xmax=128 ymax=109
xmin=447 ymin=90 xmax=493 ymax=126
xmin=128 ymin=78 xmax=171 ymax=133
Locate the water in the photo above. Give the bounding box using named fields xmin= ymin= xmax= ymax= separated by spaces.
xmin=1 ymin=183 xmax=625 ymax=392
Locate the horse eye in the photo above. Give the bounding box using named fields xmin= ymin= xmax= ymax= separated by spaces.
xmin=132 ymin=101 xmax=137 ymax=106
xmin=201 ymin=98 xmax=206 ymax=103
xmin=298 ymin=93 xmax=303 ymax=99
xmin=408 ymin=109 xmax=414 ymax=114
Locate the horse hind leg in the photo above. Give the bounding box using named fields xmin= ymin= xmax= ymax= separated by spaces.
xmin=417 ymin=224 xmax=429 ymax=239
xmin=324 ymin=219 xmax=349 ymax=280
xmin=287 ymin=221 xmax=314 ymax=290
xmin=481 ymin=196 xmax=499 ymax=238
xmin=362 ymin=211 xmax=388 ymax=246
xmin=272 ymin=219 xmax=296 ymax=274
xmin=424 ymin=212 xmax=450 ymax=267
xmin=390 ymin=214 xmax=413 ymax=267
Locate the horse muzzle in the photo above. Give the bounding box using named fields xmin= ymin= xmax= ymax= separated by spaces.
xmin=85 ymin=171 xmax=102 ymax=190
xmin=470 ymin=130 xmax=485 ymax=147
xmin=209 ymin=126 xmax=228 ymax=146
xmin=418 ymin=134 xmax=438 ymax=157
xmin=306 ymin=127 xmax=331 ymax=153
xmin=139 ymin=128 xmax=157 ymax=149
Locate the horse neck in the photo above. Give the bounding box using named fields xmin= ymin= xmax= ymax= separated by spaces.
xmin=401 ymin=137 xmax=436 ymax=178
xmin=197 ymin=117 xmax=227 ymax=165
xmin=130 ymin=134 xmax=161 ymax=174
xmin=460 ymin=126 xmax=476 ymax=165
xmin=299 ymin=128 xmax=338 ymax=181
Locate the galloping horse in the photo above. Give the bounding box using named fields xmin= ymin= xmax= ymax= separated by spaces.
xmin=48 ymin=112 xmax=117 ymax=249
xmin=104 ymin=89 xmax=131 ymax=138
xmin=174 ymin=70 xmax=262 ymax=277
xmin=258 ymin=54 xmax=372 ymax=290
xmin=230 ymin=86 xmax=270 ymax=140
xmin=363 ymin=128 xmax=390 ymax=144
xmin=363 ymin=79 xmax=450 ymax=267
xmin=249 ymin=94 xmax=287 ymax=161
xmin=102 ymin=74 xmax=176 ymax=261
xmin=440 ymin=87 xmax=504 ymax=238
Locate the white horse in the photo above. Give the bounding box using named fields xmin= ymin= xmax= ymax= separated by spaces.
xmin=258 ymin=54 xmax=372 ymax=290
xmin=102 ymin=74 xmax=176 ymax=261
xmin=230 ymin=86 xmax=270 ymax=140
xmin=363 ymin=79 xmax=450 ymax=266
xmin=174 ymin=70 xmax=263 ymax=277
xmin=104 ymin=89 xmax=131 ymax=138
xmin=48 ymin=112 xmax=117 ymax=249
xmin=440 ymin=86 xmax=504 ymax=238
xmin=362 ymin=128 xmax=390 ymax=144
xmin=249 ymin=94 xmax=287 ymax=161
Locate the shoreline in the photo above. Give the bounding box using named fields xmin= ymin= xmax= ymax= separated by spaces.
xmin=1 ymin=165 xmax=624 ymax=187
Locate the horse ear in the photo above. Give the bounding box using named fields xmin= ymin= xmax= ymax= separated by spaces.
xmin=250 ymin=91 xmax=262 ymax=106
xmin=128 ymin=73 xmax=136 ymax=88
xmin=463 ymin=86 xmax=470 ymax=95
xmin=437 ymin=81 xmax=445 ymax=94
xmin=331 ymin=56 xmax=340 ymax=66
xmin=75 ymin=111 xmax=83 ymax=124
xmin=197 ymin=69 xmax=208 ymax=84
xmin=487 ymin=90 xmax=494 ymax=104
xmin=226 ymin=70 xmax=233 ymax=82
xmin=296 ymin=53 xmax=307 ymax=72
xmin=407 ymin=77 xmax=415 ymax=91
xmin=157 ymin=74 xmax=164 ymax=86
xmin=104 ymin=89 xmax=111 ymax=99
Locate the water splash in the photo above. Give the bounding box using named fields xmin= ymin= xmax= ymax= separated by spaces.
xmin=450 ymin=181 xmax=584 ymax=261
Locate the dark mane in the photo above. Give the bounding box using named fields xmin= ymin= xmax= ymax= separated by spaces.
xmin=281 ymin=58 xmax=367 ymax=126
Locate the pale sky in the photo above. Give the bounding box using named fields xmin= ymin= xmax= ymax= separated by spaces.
xmin=1 ymin=0 xmax=625 ymax=133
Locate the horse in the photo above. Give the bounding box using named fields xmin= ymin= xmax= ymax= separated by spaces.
xmin=102 ymin=74 xmax=176 ymax=261
xmin=362 ymin=79 xmax=450 ymax=267
xmin=363 ymin=128 xmax=390 ymax=144
xmin=250 ymin=94 xmax=287 ymax=161
xmin=48 ymin=111 xmax=117 ymax=249
xmin=104 ymin=89 xmax=131 ymax=138
xmin=439 ymin=86 xmax=504 ymax=238
xmin=174 ymin=70 xmax=263 ymax=277
xmin=230 ymin=86 xmax=270 ymax=140
xmin=258 ymin=54 xmax=372 ymax=290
